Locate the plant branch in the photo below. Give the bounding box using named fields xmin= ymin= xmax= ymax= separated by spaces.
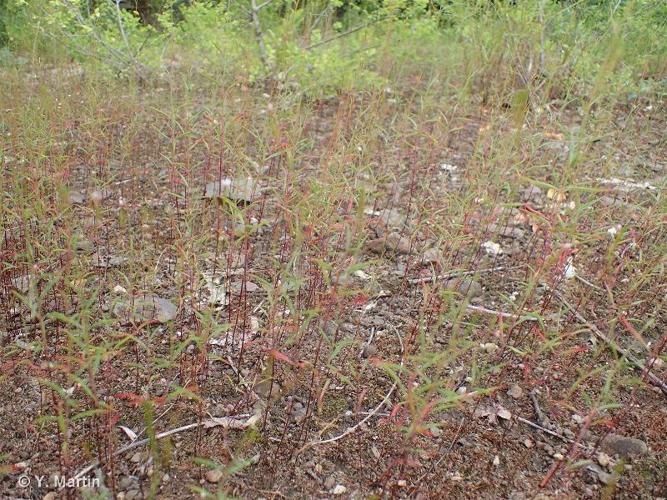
xmin=305 ymin=17 xmax=386 ymax=51
xmin=250 ymin=0 xmax=273 ymax=73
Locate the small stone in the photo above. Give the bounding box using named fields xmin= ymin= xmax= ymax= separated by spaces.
xmin=589 ymin=464 xmax=612 ymax=485
xmin=362 ymin=344 xmax=378 ymax=358
xmin=206 ymin=469 xmax=224 ymax=483
xmin=397 ymin=479 xmax=407 ymax=487
xmin=130 ymin=452 xmax=141 ymax=463
xmin=43 ymin=493 xmax=57 ymax=500
xmin=376 ymin=208 xmax=406 ymax=228
xmin=521 ymin=185 xmax=542 ymax=202
xmin=600 ymin=434 xmax=648 ymax=458
xmin=553 ymin=453 xmax=564 ymax=460
xmin=480 ymin=342 xmax=499 ymax=354
xmin=493 ymin=455 xmax=500 ymax=466
xmin=118 ymin=476 xmax=134 ymax=489
xmin=497 ymin=408 xmax=512 ymax=420
xmin=366 ymin=232 xmax=412 ymax=255
xmin=75 ymin=239 xmax=94 ymax=253
xmin=332 ymin=484 xmax=347 ymax=495
xmin=508 ymin=384 xmax=523 ymax=399
xmin=353 ymin=269 xmax=371 ymax=280
xmin=446 ymin=278 xmax=482 ymax=298
xmin=89 ymin=190 xmax=105 ymax=205
xmin=488 ymin=223 xmax=525 ymax=239
xmin=92 ymin=252 xmax=129 ymax=268
xmin=421 ymin=248 xmax=443 ymax=265
xmin=324 ymin=475 xmax=336 ymax=490
xmin=524 ymin=438 xmax=534 ymax=448
xmin=482 ymin=240 xmax=502 ymax=256
xmin=649 ymin=357 xmax=664 ymax=369
xmin=597 ymin=452 xmax=611 ymax=467
xmin=68 ymin=191 xmax=87 ymax=204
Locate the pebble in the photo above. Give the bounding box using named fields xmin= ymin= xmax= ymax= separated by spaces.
xmin=43 ymin=493 xmax=57 ymax=500
xmin=90 ymin=190 xmax=105 ymax=205
xmin=118 ymin=476 xmax=134 ymax=490
xmin=523 ymin=438 xmax=534 ymax=448
xmin=206 ymin=469 xmax=224 ymax=483
xmin=332 ymin=484 xmax=347 ymax=495
xmin=508 ymin=384 xmax=523 ymax=399
xmin=521 ymin=185 xmax=543 ymax=202
xmin=480 ymin=342 xmax=499 ymax=354
xmin=445 ymin=278 xmax=482 ymax=298
xmin=362 ymin=344 xmax=378 ymax=358
xmin=421 ymin=248 xmax=443 ymax=265
xmin=597 ymin=452 xmax=611 ymax=467
xmin=376 ymin=208 xmax=406 ymax=228
xmin=75 ymin=239 xmax=94 ymax=253
xmin=324 ymin=475 xmax=336 ymax=489
xmin=487 ymin=223 xmax=525 ymax=239
xmin=366 ymin=232 xmax=412 ymax=255
xmin=601 ymin=434 xmax=648 ymax=458
xmin=588 ymin=464 xmax=612 ymax=485
xmin=68 ymin=191 xmax=87 ymax=204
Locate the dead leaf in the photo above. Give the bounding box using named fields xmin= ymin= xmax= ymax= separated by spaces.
xmin=547 ymin=188 xmax=567 ymax=202
xmin=205 ymin=176 xmax=263 ymax=203
xmin=118 ymin=425 xmax=138 ymax=442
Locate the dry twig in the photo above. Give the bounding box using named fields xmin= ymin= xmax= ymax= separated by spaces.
xmin=300 ymin=324 xmax=405 ymax=451
xmin=71 ymin=414 xmax=257 ymax=482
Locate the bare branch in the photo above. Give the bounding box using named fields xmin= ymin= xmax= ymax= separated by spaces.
xmin=306 ymin=17 xmax=386 ymax=51
xmin=250 ymin=0 xmax=273 ymax=73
